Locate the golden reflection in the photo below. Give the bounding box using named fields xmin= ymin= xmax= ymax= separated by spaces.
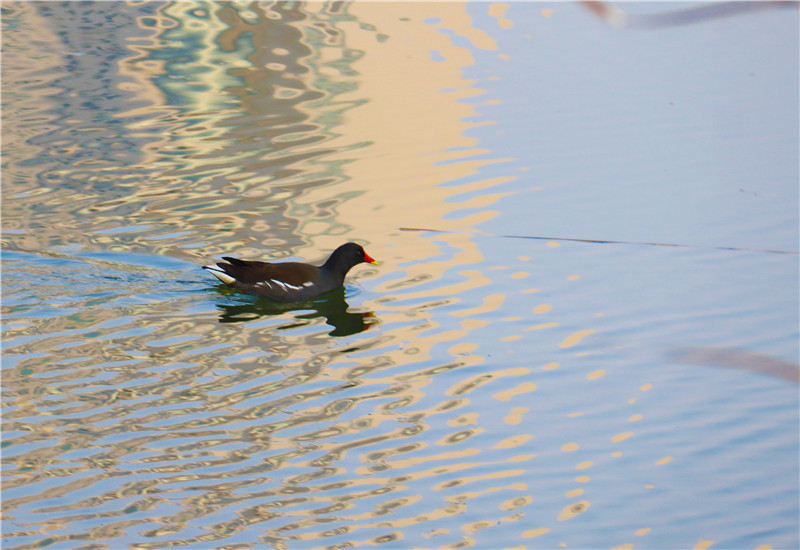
xmin=488 ymin=3 xmax=514 ymax=29
xmin=503 ymin=407 xmax=529 ymax=425
xmin=435 ymin=469 xmax=526 ymax=492
xmin=557 ymin=499 xmax=591 ymax=521
xmin=508 ymin=454 xmax=536 ymax=463
xmin=449 ymin=293 xmax=505 ymax=318
xmin=396 ymin=269 xmax=492 ymax=302
xmin=8 ymin=2 xmax=420 ymax=262
xmin=493 ymin=382 xmax=537 ymax=402
xmin=587 ymin=369 xmax=605 ymax=380
xmin=558 ymin=329 xmax=596 ymax=349
xmin=362 ymin=449 xmax=481 ymax=472
xmin=500 ymin=494 xmax=532 ymax=511
xmin=289 ymin=1 xmax=516 ymax=269
xmin=526 ymin=322 xmax=559 ymax=332
xmin=1 ymin=3 xmax=65 ymax=192
xmin=448 ymin=412 xmax=479 ymax=427
xmin=436 ymin=428 xmax=484 ymax=446
xmin=493 ymin=435 xmax=533 ymax=449
xmin=611 ymin=432 xmax=634 ymax=443
xmin=523 ymin=527 xmax=551 ymax=538
xmin=446 ymin=366 xmax=529 ymax=397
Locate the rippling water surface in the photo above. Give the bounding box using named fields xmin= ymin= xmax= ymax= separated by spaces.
xmin=2 ymin=2 xmax=798 ymax=549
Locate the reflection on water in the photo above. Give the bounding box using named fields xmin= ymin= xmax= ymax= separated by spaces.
xmin=211 ymin=285 xmax=375 ymax=337
xmin=3 ymin=1 xmax=380 ymax=260
xmin=2 ymin=2 xmax=798 ymax=550
xmin=581 ymin=0 xmax=797 ymax=29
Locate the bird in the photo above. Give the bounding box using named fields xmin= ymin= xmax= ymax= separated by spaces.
xmin=203 ymin=242 xmax=377 ymax=302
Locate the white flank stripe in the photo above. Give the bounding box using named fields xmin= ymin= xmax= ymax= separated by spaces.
xmin=270 ymin=279 xmax=302 ymax=292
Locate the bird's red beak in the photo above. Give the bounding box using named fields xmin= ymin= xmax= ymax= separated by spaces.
xmin=364 ymin=251 xmax=378 ymax=265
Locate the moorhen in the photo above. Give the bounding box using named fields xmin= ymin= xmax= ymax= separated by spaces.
xmin=203 ymin=242 xmax=378 ymax=302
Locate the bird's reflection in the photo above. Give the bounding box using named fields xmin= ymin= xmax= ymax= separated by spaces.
xmin=211 ymin=286 xmax=376 ymax=336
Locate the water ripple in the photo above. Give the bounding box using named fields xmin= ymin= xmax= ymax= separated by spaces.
xmin=3 ymin=2 xmax=797 ymax=549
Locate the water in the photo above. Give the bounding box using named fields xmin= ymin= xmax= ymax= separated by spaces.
xmin=2 ymin=2 xmax=798 ymax=549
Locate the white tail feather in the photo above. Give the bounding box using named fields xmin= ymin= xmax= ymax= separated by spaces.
xmin=203 ymin=265 xmax=236 ymax=285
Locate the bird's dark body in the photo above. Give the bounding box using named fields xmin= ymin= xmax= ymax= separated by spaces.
xmin=203 ymin=242 xmax=376 ymax=302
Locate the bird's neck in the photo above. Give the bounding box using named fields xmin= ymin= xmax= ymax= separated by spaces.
xmin=321 ymin=255 xmax=348 ymax=280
